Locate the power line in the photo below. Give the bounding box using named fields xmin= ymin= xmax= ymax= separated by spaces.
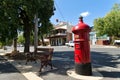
xmin=54 ymin=1 xmax=65 ymax=21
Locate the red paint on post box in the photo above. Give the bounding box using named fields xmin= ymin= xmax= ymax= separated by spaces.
xmin=72 ymin=16 xmax=92 ymax=75
xmin=72 ymin=17 xmax=91 ymax=64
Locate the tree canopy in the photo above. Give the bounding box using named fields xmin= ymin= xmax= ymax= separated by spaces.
xmin=94 ymin=3 xmax=120 ymax=41
xmin=0 ymin=0 xmax=19 ymax=45
xmin=0 ymin=0 xmax=55 ymax=52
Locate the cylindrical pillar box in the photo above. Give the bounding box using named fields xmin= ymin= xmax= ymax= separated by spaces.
xmin=72 ymin=17 xmax=92 ymax=76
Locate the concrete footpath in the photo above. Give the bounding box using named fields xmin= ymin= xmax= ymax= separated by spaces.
xmin=0 ymin=54 xmax=28 ymax=80
xmin=0 ymin=46 xmax=118 ymax=80
xmin=6 ymin=59 xmax=103 ymax=80
xmin=9 ymin=60 xmax=119 ymax=80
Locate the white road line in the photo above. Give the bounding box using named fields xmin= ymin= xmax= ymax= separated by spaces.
xmin=22 ymin=72 xmax=43 ymax=80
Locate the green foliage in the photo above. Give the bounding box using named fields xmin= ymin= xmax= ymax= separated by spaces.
xmin=104 ymin=10 xmax=120 ymax=37
xmin=0 ymin=42 xmax=2 ymax=48
xmin=0 ymin=0 xmax=20 ymax=45
xmin=0 ymin=0 xmax=55 ymax=52
xmin=17 ymin=33 xmax=34 ymax=45
xmin=38 ymin=21 xmax=54 ymax=45
xmin=17 ymin=35 xmax=25 ymax=45
xmin=94 ymin=3 xmax=120 ymax=38
xmin=94 ymin=18 xmax=105 ymax=36
xmin=38 ymin=21 xmax=54 ymax=36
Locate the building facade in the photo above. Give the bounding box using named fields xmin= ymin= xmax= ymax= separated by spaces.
xmin=47 ymin=22 xmax=73 ymax=46
xmin=90 ymin=31 xmax=110 ymax=45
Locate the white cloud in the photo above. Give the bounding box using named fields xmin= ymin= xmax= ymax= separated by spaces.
xmin=80 ymin=11 xmax=90 ymax=17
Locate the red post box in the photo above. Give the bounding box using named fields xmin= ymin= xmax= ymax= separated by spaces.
xmin=72 ymin=16 xmax=92 ymax=76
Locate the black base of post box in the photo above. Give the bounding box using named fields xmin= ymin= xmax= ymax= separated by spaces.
xmin=75 ymin=63 xmax=92 ymax=76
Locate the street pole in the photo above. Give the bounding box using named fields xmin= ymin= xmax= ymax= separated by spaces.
xmin=34 ymin=13 xmax=38 ymax=53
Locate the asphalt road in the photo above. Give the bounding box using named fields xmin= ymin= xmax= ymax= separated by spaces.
xmin=91 ymin=48 xmax=120 ymax=79
xmin=38 ymin=46 xmax=120 ymax=80
xmin=0 ymin=46 xmax=120 ymax=80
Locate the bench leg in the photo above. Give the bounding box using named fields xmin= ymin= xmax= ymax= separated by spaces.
xmin=48 ymin=61 xmax=53 ymax=69
xmin=39 ymin=61 xmax=53 ymax=72
xmin=25 ymin=59 xmax=29 ymax=65
xmin=25 ymin=58 xmax=37 ymax=65
xmin=39 ymin=62 xmax=45 ymax=72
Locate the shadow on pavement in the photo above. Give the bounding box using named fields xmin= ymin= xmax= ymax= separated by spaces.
xmin=91 ymin=51 xmax=120 ymax=68
xmin=1 ymin=48 xmax=120 ymax=79
xmin=0 ymin=55 xmax=20 ymax=74
xmin=39 ymin=51 xmax=75 ymax=76
xmin=99 ymin=71 xmax=120 ymax=78
xmin=40 ymin=50 xmax=120 ymax=79
xmin=91 ymin=51 xmax=120 ymax=78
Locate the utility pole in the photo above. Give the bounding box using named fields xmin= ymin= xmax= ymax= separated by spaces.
xmin=34 ymin=13 xmax=38 ymax=53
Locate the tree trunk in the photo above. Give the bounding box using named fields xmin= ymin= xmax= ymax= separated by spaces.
xmin=19 ymin=9 xmax=31 ymax=53
xmin=34 ymin=14 xmax=38 ymax=53
xmin=13 ymin=38 xmax=17 ymax=51
xmin=11 ymin=38 xmax=19 ymax=56
xmin=41 ymin=35 xmax=45 ymax=46
xmin=109 ymin=36 xmax=115 ymax=45
xmin=23 ymin=21 xmax=31 ymax=53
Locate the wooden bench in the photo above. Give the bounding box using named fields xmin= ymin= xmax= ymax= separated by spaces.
xmin=25 ymin=47 xmax=54 ymax=72
xmin=36 ymin=47 xmax=54 ymax=72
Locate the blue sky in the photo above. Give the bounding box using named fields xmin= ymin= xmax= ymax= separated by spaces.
xmin=50 ymin=0 xmax=120 ymax=26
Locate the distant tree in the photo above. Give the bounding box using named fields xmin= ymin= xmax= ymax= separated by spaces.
xmin=94 ymin=18 xmax=105 ymax=36
xmin=38 ymin=22 xmax=54 ymax=46
xmin=94 ymin=3 xmax=120 ymax=43
xmin=17 ymin=35 xmax=25 ymax=45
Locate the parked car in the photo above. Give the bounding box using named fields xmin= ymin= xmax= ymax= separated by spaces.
xmin=65 ymin=41 xmax=74 ymax=47
xmin=113 ymin=40 xmax=120 ymax=46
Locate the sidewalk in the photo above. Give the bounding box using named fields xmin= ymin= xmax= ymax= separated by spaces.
xmin=3 ymin=57 xmax=119 ymax=80
xmin=8 ymin=59 xmax=103 ymax=80
xmin=9 ymin=60 xmax=120 ymax=80
xmin=90 ymin=45 xmax=117 ymax=48
xmin=0 ymin=55 xmax=28 ymax=80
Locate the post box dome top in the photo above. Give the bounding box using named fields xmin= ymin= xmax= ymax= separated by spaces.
xmin=72 ymin=16 xmax=90 ymax=33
